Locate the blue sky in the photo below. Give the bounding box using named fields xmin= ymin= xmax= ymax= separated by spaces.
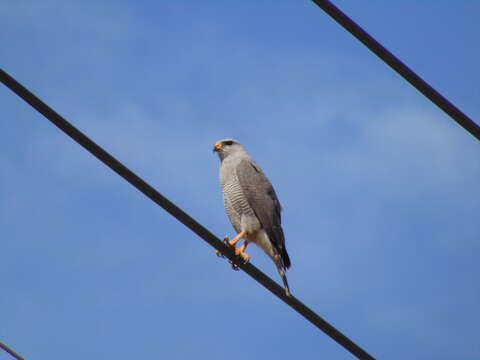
xmin=1 ymin=1 xmax=479 ymax=359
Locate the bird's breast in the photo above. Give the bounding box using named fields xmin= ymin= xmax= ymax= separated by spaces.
xmin=220 ymin=160 xmax=258 ymax=233
xmin=222 ymin=176 xmax=254 ymax=217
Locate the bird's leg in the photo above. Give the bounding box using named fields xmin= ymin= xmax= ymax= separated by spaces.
xmin=235 ymin=238 xmax=251 ymax=263
xmin=215 ymin=232 xmax=247 ymax=270
xmin=227 ymin=230 xmax=246 ymax=248
xmin=215 ymin=236 xmax=231 ymax=258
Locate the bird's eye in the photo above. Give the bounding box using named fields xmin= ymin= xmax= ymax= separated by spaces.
xmin=223 ymin=140 xmax=233 ymax=146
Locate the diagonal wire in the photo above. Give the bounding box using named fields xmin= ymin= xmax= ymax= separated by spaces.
xmin=0 ymin=342 xmax=25 ymax=360
xmin=0 ymin=68 xmax=376 ymax=360
xmin=311 ymin=0 xmax=480 ymax=141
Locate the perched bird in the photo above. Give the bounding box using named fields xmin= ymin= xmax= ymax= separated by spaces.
xmin=213 ymin=138 xmax=291 ymax=296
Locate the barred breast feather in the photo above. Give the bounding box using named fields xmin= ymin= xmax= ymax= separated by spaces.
xmin=221 ymin=163 xmax=257 ymax=233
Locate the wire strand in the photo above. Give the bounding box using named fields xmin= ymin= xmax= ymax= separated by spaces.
xmin=0 ymin=68 xmax=376 ymax=360
xmin=0 ymin=342 xmax=25 ymax=360
xmin=311 ymin=0 xmax=480 ymax=141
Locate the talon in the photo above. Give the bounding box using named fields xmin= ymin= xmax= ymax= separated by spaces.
xmin=215 ymin=236 xmax=232 ymax=258
xmin=230 ymin=261 xmax=240 ymax=271
xmin=234 ymin=239 xmax=251 ymax=264
xmin=239 ymin=251 xmax=250 ymax=264
xmin=216 ymin=232 xmax=247 ymax=270
xmin=235 ymin=247 xmax=250 ymax=264
xmin=224 ymin=236 xmax=238 ymax=249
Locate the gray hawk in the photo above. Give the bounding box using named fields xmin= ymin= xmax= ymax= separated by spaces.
xmin=213 ymin=138 xmax=291 ymax=296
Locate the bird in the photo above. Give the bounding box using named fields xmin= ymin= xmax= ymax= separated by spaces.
xmin=213 ymin=138 xmax=291 ymax=296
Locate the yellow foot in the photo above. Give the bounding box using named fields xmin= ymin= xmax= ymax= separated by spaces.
xmin=215 ymin=236 xmax=240 ymax=271
xmin=215 ymin=236 xmax=232 ymax=258
xmin=235 ymin=247 xmax=250 ymax=263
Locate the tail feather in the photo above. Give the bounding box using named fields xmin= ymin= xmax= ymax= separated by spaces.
xmin=259 ymin=228 xmax=292 ymax=296
xmin=281 ymin=246 xmax=291 ymax=269
xmin=271 ymin=226 xmax=290 ymax=269
xmin=273 ymin=252 xmax=291 ymax=296
xmin=277 ymin=265 xmax=291 ymax=297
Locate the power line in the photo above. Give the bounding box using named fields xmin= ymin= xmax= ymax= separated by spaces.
xmin=3 ymin=5 xmax=476 ymax=359
xmin=0 ymin=342 xmax=25 ymax=360
xmin=311 ymin=0 xmax=480 ymax=141
xmin=0 ymin=68 xmax=376 ymax=360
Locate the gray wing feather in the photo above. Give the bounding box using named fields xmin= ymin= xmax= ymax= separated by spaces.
xmin=236 ymin=159 xmax=290 ymax=268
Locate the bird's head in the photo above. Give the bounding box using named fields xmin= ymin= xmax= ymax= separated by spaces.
xmin=213 ymin=138 xmax=244 ymax=160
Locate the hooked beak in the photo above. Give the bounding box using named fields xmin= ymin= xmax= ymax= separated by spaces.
xmin=213 ymin=142 xmax=222 ymax=153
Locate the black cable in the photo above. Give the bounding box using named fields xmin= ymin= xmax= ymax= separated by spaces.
xmin=0 ymin=68 xmax=376 ymax=360
xmin=311 ymin=0 xmax=480 ymax=141
xmin=0 ymin=342 xmax=25 ymax=360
